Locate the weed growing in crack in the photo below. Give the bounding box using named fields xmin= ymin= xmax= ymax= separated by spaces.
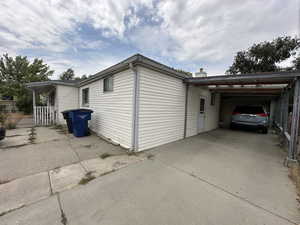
xmin=78 ymin=171 xmax=96 ymax=185
xmin=100 ymin=152 xmax=113 ymax=159
xmin=28 ymin=127 xmax=36 ymax=144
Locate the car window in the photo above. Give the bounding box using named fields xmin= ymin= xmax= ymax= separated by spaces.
xmin=234 ymin=106 xmax=264 ymax=114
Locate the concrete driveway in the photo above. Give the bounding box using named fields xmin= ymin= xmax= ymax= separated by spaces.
xmin=0 ymin=129 xmax=299 ymax=225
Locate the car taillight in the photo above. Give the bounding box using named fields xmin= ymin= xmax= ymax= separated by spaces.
xmin=257 ymin=113 xmax=267 ymax=117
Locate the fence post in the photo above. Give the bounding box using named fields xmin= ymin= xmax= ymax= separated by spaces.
xmin=288 ymin=78 xmax=300 ymax=164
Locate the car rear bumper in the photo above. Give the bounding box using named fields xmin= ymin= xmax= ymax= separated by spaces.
xmin=0 ymin=128 xmax=6 ymax=140
xmin=231 ymin=122 xmax=268 ymax=129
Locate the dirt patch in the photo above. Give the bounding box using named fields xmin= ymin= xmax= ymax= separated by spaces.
xmin=289 ymin=163 xmax=300 ymax=198
xmin=2 ymin=112 xmax=26 ymax=129
xmin=0 ymin=179 xmax=10 ymax=185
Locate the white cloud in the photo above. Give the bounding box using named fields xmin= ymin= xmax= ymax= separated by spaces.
xmin=131 ymin=0 xmax=298 ymax=73
xmin=0 ymin=0 xmax=298 ymax=76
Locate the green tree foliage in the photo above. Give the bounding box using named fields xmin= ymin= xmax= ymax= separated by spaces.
xmin=59 ymin=68 xmax=75 ymax=80
xmin=227 ymin=36 xmax=300 ymax=74
xmin=0 ymin=54 xmax=53 ymax=113
xmin=74 ymin=74 xmax=88 ymax=81
xmin=292 ymin=57 xmax=300 ymax=70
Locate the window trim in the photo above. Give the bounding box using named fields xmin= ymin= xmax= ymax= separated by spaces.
xmin=103 ymin=75 xmax=114 ymax=92
xmin=82 ymin=88 xmax=89 ymax=107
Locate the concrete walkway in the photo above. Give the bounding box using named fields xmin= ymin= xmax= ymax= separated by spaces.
xmin=16 ymin=116 xmax=34 ymax=128
xmin=0 ymin=129 xmax=299 ymax=225
xmin=0 ymin=126 xmax=145 ymax=219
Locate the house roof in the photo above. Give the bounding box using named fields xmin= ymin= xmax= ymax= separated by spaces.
xmin=78 ymin=54 xmax=192 ymax=86
xmin=26 ymin=80 xmax=79 ymax=88
xmin=185 ymin=71 xmax=300 ymax=86
xmin=26 ymin=54 xmax=192 ymax=88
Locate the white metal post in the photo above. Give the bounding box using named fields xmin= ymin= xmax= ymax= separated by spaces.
xmin=32 ymin=90 xmax=36 ymax=125
xmin=288 ymin=78 xmax=300 ymax=163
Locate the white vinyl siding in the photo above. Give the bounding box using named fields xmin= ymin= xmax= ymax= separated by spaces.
xmin=186 ymin=86 xmax=220 ymax=137
xmin=79 ymin=70 xmax=134 ymax=149
xmin=138 ymin=67 xmax=186 ymax=151
xmin=56 ymin=85 xmax=79 ymax=124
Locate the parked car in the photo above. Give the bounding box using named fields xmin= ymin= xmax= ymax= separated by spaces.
xmin=230 ymin=105 xmax=269 ymax=134
xmin=0 ymin=126 xmax=5 ymax=140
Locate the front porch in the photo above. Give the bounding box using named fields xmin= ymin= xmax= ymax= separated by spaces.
xmin=28 ymin=83 xmax=57 ymax=126
xmin=26 ymin=80 xmax=79 ymax=126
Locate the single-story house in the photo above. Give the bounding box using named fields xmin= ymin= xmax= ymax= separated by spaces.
xmin=27 ymin=54 xmax=300 ymax=163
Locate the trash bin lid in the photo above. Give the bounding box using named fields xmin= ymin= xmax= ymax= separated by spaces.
xmin=61 ymin=108 xmax=93 ymax=113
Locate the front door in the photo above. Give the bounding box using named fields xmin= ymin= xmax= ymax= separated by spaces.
xmin=198 ymin=97 xmax=206 ymax=133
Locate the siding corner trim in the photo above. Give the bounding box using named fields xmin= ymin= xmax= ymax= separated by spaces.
xmin=131 ymin=63 xmax=140 ymax=151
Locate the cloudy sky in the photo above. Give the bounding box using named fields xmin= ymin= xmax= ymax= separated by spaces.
xmin=0 ymin=0 xmax=298 ymax=79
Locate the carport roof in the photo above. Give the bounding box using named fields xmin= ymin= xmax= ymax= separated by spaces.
xmin=185 ymin=71 xmax=300 ymax=86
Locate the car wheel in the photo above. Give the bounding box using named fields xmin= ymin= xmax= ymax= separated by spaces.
xmin=262 ymin=127 xmax=268 ymax=134
xmin=230 ymin=123 xmax=235 ymax=130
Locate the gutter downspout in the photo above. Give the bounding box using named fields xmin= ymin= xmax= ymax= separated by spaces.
xmin=184 ymin=83 xmax=189 ymax=138
xmin=130 ymin=63 xmax=140 ymax=151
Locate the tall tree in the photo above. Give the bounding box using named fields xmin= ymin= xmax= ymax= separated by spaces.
xmin=60 ymin=68 xmax=75 ymax=80
xmin=227 ymin=36 xmax=300 ymax=74
xmin=0 ymin=54 xmax=53 ymax=113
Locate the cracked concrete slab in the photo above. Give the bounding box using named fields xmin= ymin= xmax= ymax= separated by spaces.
xmin=49 ymin=163 xmax=86 ymax=193
xmin=34 ymin=127 xmax=68 ymax=143
xmin=153 ymin=129 xmax=300 ymax=222
xmin=0 ymin=139 xmax=79 ymax=181
xmin=5 ymin=128 xmax=30 ymax=137
xmin=69 ymin=136 xmax=125 ymax=161
xmin=0 ymin=135 xmax=29 ymax=149
xmin=81 ymin=155 xmax=144 ymax=177
xmin=81 ymin=158 xmax=112 ymax=177
xmin=0 ymin=172 xmax=50 ymax=216
xmin=60 ymin=160 xmax=295 ymax=225
xmin=0 ymin=196 xmax=61 ymax=225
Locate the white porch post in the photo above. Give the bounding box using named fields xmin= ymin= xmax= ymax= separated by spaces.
xmin=32 ymin=89 xmax=36 ymax=125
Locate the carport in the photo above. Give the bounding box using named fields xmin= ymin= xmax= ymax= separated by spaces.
xmin=184 ymin=71 xmax=300 ymax=165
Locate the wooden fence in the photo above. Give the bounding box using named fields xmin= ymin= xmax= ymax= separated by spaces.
xmin=34 ymin=106 xmax=57 ymax=126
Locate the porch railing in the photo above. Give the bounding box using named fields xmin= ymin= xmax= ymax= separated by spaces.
xmin=34 ymin=106 xmax=57 ymax=126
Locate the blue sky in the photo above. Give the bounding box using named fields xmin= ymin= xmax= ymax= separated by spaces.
xmin=0 ymin=0 xmax=298 ymax=79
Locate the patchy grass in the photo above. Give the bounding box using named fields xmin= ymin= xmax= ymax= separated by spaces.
xmin=78 ymin=171 xmax=96 ymax=185
xmin=100 ymin=152 xmax=113 ymax=159
xmin=127 ymin=151 xmax=139 ymax=156
xmin=1 ymin=112 xmax=25 ymax=129
xmin=147 ymin=154 xmax=155 ymax=160
xmin=28 ymin=127 xmax=36 ymax=144
xmin=289 ymin=163 xmax=300 ymax=203
xmin=5 ymin=121 xmax=17 ymax=130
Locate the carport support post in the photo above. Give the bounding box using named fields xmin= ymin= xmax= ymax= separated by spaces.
xmin=283 ymin=90 xmax=289 ymax=133
xmin=288 ymin=78 xmax=300 ymax=164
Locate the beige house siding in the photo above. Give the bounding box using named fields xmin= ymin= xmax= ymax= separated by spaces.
xmin=137 ymin=67 xmax=186 ymax=151
xmin=56 ymin=85 xmax=79 ymax=124
xmin=79 ymin=70 xmax=134 ymax=149
xmin=186 ymin=85 xmax=220 ymax=137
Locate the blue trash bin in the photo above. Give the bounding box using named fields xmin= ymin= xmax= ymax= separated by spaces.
xmin=61 ymin=109 xmax=74 ymax=133
xmin=69 ymin=109 xmax=93 ymax=137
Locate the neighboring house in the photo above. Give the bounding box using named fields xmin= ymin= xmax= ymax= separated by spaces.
xmin=26 ymin=54 xmax=300 ymax=156
xmin=0 ymin=94 xmax=18 ymax=112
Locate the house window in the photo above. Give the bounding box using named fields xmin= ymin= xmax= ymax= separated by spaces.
xmin=211 ymin=93 xmax=216 ymax=106
xmin=103 ymin=76 xmax=113 ymax=92
xmin=82 ymin=88 xmax=89 ymax=106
